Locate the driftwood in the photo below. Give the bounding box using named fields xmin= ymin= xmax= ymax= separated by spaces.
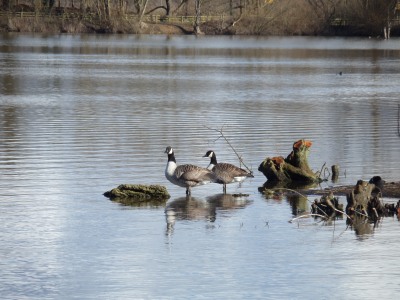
xmin=104 ymin=184 xmax=170 ymax=206
xmin=311 ymin=192 xmax=345 ymax=218
xmin=258 ymin=139 xmax=320 ymax=185
xmin=286 ymin=176 xmax=400 ymax=226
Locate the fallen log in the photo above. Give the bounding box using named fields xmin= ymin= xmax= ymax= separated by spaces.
xmin=104 ymin=184 xmax=170 ymax=206
xmin=298 ymin=180 xmax=400 ymax=198
xmin=258 ymin=139 xmax=321 ymax=185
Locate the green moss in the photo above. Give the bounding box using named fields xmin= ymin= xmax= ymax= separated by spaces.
xmin=103 ymin=184 xmax=170 ymax=205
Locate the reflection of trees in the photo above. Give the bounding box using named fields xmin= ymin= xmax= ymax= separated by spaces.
xmin=0 ymin=105 xmax=21 ymax=169
xmin=165 ymin=193 xmax=251 ymax=235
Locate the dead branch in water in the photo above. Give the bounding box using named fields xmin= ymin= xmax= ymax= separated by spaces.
xmin=289 ymin=213 xmax=328 ymax=223
xmin=204 ymin=125 xmax=253 ymax=174
xmin=266 ymin=187 xmax=353 ymax=222
xmin=315 ymin=162 xmax=330 ymax=181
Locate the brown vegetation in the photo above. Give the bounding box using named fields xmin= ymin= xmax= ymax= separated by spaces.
xmin=1 ymin=0 xmax=400 ymax=36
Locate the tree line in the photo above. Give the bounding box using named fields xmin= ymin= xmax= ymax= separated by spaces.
xmin=1 ymin=0 xmax=400 ymax=36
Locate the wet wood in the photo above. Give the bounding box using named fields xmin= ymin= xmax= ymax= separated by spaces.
xmin=258 ymin=139 xmax=320 ymax=184
xmin=296 ymin=179 xmax=400 ymax=223
xmin=331 ymin=165 xmax=339 ymax=182
xmin=299 ymin=181 xmax=400 ymax=198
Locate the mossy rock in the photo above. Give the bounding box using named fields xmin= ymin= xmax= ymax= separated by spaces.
xmin=104 ymin=184 xmax=170 ymax=205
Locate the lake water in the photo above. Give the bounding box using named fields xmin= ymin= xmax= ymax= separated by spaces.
xmin=0 ymin=34 xmax=400 ymax=299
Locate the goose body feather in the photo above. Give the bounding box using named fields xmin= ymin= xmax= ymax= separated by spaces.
xmin=203 ymin=150 xmax=253 ymax=193
xmin=165 ymin=146 xmax=216 ymax=195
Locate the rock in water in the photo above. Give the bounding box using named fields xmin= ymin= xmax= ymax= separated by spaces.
xmin=104 ymin=184 xmax=170 ymax=205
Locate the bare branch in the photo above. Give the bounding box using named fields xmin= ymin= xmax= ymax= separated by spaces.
xmin=204 ymin=125 xmax=252 ymax=174
xmin=289 ymin=213 xmax=328 ymax=223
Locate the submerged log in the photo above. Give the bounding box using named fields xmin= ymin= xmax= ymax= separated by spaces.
xmin=258 ymin=139 xmax=320 ymax=185
xmin=104 ymin=184 xmax=170 ymax=206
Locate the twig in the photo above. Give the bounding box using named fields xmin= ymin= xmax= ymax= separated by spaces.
xmin=353 ymin=209 xmax=369 ymax=218
xmin=271 ymin=187 xmax=307 ymax=199
xmin=323 ymin=165 xmax=331 ymax=179
xmin=326 ymin=198 xmax=352 ymax=221
xmin=270 ymin=187 xmax=329 ymax=217
xmin=331 ymin=225 xmax=350 ymax=243
xmin=289 ymin=213 xmax=327 ymax=223
xmin=316 ymin=162 xmax=326 ymax=178
xmin=316 ymin=162 xmax=330 ymax=181
xmin=204 ymin=125 xmax=253 ymax=174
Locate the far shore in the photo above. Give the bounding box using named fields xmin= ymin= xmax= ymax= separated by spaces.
xmin=1 ymin=14 xmax=399 ymax=37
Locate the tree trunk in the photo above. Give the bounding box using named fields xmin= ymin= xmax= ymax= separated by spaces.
xmin=104 ymin=0 xmax=110 ymax=20
xmin=194 ymin=0 xmax=203 ymax=34
xmin=139 ymin=0 xmax=149 ymax=23
xmin=258 ymin=139 xmax=320 ymax=185
xmin=165 ymin=0 xmax=171 ymax=16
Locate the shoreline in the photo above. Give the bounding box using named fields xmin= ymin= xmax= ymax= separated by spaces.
xmin=1 ymin=15 xmax=399 ymax=37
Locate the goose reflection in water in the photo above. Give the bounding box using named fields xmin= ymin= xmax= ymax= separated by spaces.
xmin=165 ymin=193 xmax=252 ymax=235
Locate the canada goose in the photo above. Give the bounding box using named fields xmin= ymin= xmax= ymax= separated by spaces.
xmin=164 ymin=146 xmax=216 ymax=195
xmin=203 ymin=150 xmax=254 ymax=194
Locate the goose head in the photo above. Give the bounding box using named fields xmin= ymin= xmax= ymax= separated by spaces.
xmin=203 ymin=150 xmax=215 ymax=158
xmin=165 ymin=146 xmax=174 ymax=154
xmin=203 ymin=150 xmax=217 ymax=170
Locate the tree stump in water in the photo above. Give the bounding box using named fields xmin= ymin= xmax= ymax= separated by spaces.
xmin=258 ymin=139 xmax=320 ymax=185
xmin=331 ymin=165 xmax=339 ymax=182
xmin=346 ymin=180 xmax=374 ymax=215
xmin=345 ymin=178 xmax=397 ymax=221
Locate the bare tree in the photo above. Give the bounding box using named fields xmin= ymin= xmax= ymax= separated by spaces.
xmin=172 ymin=0 xmax=189 ymax=15
xmin=306 ymin=0 xmax=342 ymax=32
xmin=342 ymin=0 xmax=398 ymax=37
xmin=194 ymin=0 xmax=202 ymax=34
xmin=1 ymin=0 xmax=10 ymax=11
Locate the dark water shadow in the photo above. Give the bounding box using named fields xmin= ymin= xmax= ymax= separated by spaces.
xmin=165 ymin=194 xmax=252 ymax=235
xmin=109 ymin=197 xmax=168 ymax=209
xmin=286 ymin=194 xmax=310 ymax=216
xmin=259 ymin=180 xmax=319 ymax=192
xmin=347 ymin=215 xmax=377 ymax=239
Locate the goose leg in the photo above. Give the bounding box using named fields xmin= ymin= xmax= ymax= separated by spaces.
xmin=186 ymin=186 xmax=191 ymax=195
xmin=223 ymin=184 xmax=226 ymax=194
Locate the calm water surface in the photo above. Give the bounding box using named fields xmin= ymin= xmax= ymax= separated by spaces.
xmin=1 ymin=34 xmax=400 ymax=299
